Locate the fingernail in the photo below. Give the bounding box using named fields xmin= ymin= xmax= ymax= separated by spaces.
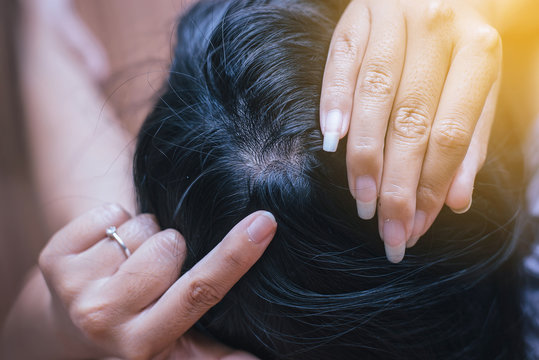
xmin=247 ymin=212 xmax=277 ymax=244
xmin=382 ymin=219 xmax=406 ymax=247
xmin=407 ymin=210 xmax=426 ymax=248
xmin=382 ymin=220 xmax=407 ymax=263
xmin=355 ymin=176 xmax=377 ymax=219
xmin=323 ymin=109 xmax=343 ymax=152
xmin=385 ymin=242 xmax=406 ymax=263
xmin=451 ymin=197 xmax=472 ymax=214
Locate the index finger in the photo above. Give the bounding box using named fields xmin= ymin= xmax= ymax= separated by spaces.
xmin=320 ymin=0 xmax=370 ymax=152
xmin=133 ymin=211 xmax=277 ymax=352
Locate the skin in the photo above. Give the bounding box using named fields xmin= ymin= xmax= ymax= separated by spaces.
xmin=2 ymin=205 xmax=277 ymax=359
xmin=319 ymin=0 xmax=503 ymax=262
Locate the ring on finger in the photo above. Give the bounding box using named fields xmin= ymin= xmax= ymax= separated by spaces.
xmin=106 ymin=226 xmax=131 ymax=258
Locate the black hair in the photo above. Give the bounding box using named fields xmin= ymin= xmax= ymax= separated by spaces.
xmin=134 ymin=0 xmax=526 ymax=358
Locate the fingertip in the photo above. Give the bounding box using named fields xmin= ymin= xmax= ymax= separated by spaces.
xmin=160 ymin=228 xmax=184 ymax=244
xmin=406 ymin=236 xmax=419 ymax=249
xmin=322 ymin=109 xmax=345 ymax=152
xmin=446 ymin=155 xmax=477 ymax=212
xmin=446 ymin=180 xmax=473 ymax=214
xmin=148 ymin=228 xmax=186 ymax=262
xmin=408 ymin=210 xmax=427 ymax=248
xmin=385 ymin=242 xmax=406 ymax=264
xmin=259 ymin=210 xmax=276 ymax=224
xmin=355 ymin=176 xmax=378 ymax=219
xmin=450 ymin=198 xmax=472 ymax=214
xmin=357 ymin=199 xmax=376 ymax=219
xmin=246 ymin=211 xmax=277 ymax=245
xmin=323 ymin=133 xmax=340 ymax=152
xmin=381 ymin=219 xmax=407 ymax=262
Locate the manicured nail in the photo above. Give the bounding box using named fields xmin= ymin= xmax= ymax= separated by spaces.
xmin=382 ymin=219 xmax=406 ymax=263
xmin=247 ymin=211 xmax=276 ymax=244
xmin=323 ymin=109 xmax=343 ymax=152
xmin=407 ymin=210 xmax=426 ymax=248
xmin=451 ymin=197 xmax=472 ymax=214
xmin=382 ymin=219 xmax=406 ymax=246
xmin=355 ymin=176 xmax=377 ymax=220
xmin=384 ymin=241 xmax=406 ymax=263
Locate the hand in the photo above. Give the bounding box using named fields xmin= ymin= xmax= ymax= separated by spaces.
xmin=38 ymin=204 xmax=276 ymax=359
xmin=319 ymin=0 xmax=502 ymax=262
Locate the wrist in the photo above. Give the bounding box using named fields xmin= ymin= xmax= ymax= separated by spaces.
xmin=46 ymin=284 xmax=106 ymax=359
xmin=2 ymin=269 xmax=100 ymax=360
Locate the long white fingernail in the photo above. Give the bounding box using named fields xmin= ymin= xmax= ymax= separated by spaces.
xmin=323 ymin=110 xmax=343 ymax=152
xmin=355 ymin=176 xmax=377 ymax=219
xmin=384 ymin=242 xmax=406 ymax=263
xmin=382 ymin=219 xmax=406 ymax=263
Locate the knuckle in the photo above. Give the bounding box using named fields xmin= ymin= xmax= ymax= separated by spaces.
xmin=417 ymin=182 xmax=440 ymax=207
xmin=57 ymin=276 xmax=83 ymax=302
xmin=392 ymin=105 xmax=431 ymax=143
xmin=331 ymin=29 xmax=361 ymax=61
xmin=222 ymin=248 xmax=249 ymax=269
xmin=185 ymin=278 xmax=223 ymax=311
xmin=432 ymin=120 xmax=471 ymax=152
xmin=471 ymin=25 xmax=502 ymax=53
xmin=324 ymin=82 xmax=350 ymax=100
xmin=379 ymin=187 xmax=415 ymax=215
xmin=38 ymin=248 xmax=54 ymax=273
xmin=347 ymin=140 xmax=381 ymax=169
xmin=71 ymin=299 xmax=114 ymax=340
xmin=136 ymin=213 xmax=161 ymax=233
xmin=359 ymin=67 xmax=394 ymax=99
xmin=121 ymin=344 xmax=153 ymax=360
xmin=154 ymin=229 xmax=185 ymax=258
xmin=425 ymin=1 xmax=455 ymax=29
xmin=99 ymin=203 xmax=129 ymax=224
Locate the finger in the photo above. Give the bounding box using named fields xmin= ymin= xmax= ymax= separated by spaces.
xmin=44 ymin=203 xmax=130 ymax=256
xmin=529 ymin=172 xmax=539 ymax=217
xmin=75 ymin=214 xmax=161 ymax=279
xmin=526 ymin=119 xmax=539 ymax=216
xmin=133 ymin=211 xmax=277 ymax=355
xmin=221 ymin=352 xmax=261 ymax=360
xmin=320 ymin=0 xmax=370 ymax=152
xmin=39 ymin=204 xmax=130 ymax=302
xmin=444 ymin=75 xmax=500 ymax=214
xmin=103 ymin=229 xmax=186 ymax=313
xmin=411 ymin=25 xmax=501 ymax=244
xmin=377 ymin=2 xmax=454 ymax=262
xmin=346 ymin=0 xmax=405 ymax=219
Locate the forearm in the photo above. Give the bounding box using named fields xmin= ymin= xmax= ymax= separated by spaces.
xmin=2 ymin=269 xmax=93 ymax=360
xmin=20 ymin=10 xmax=135 ymax=232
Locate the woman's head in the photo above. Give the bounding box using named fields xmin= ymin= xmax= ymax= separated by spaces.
xmin=134 ymin=0 xmax=523 ymax=358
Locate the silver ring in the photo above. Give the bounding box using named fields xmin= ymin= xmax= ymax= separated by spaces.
xmin=106 ymin=226 xmax=131 ymax=258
